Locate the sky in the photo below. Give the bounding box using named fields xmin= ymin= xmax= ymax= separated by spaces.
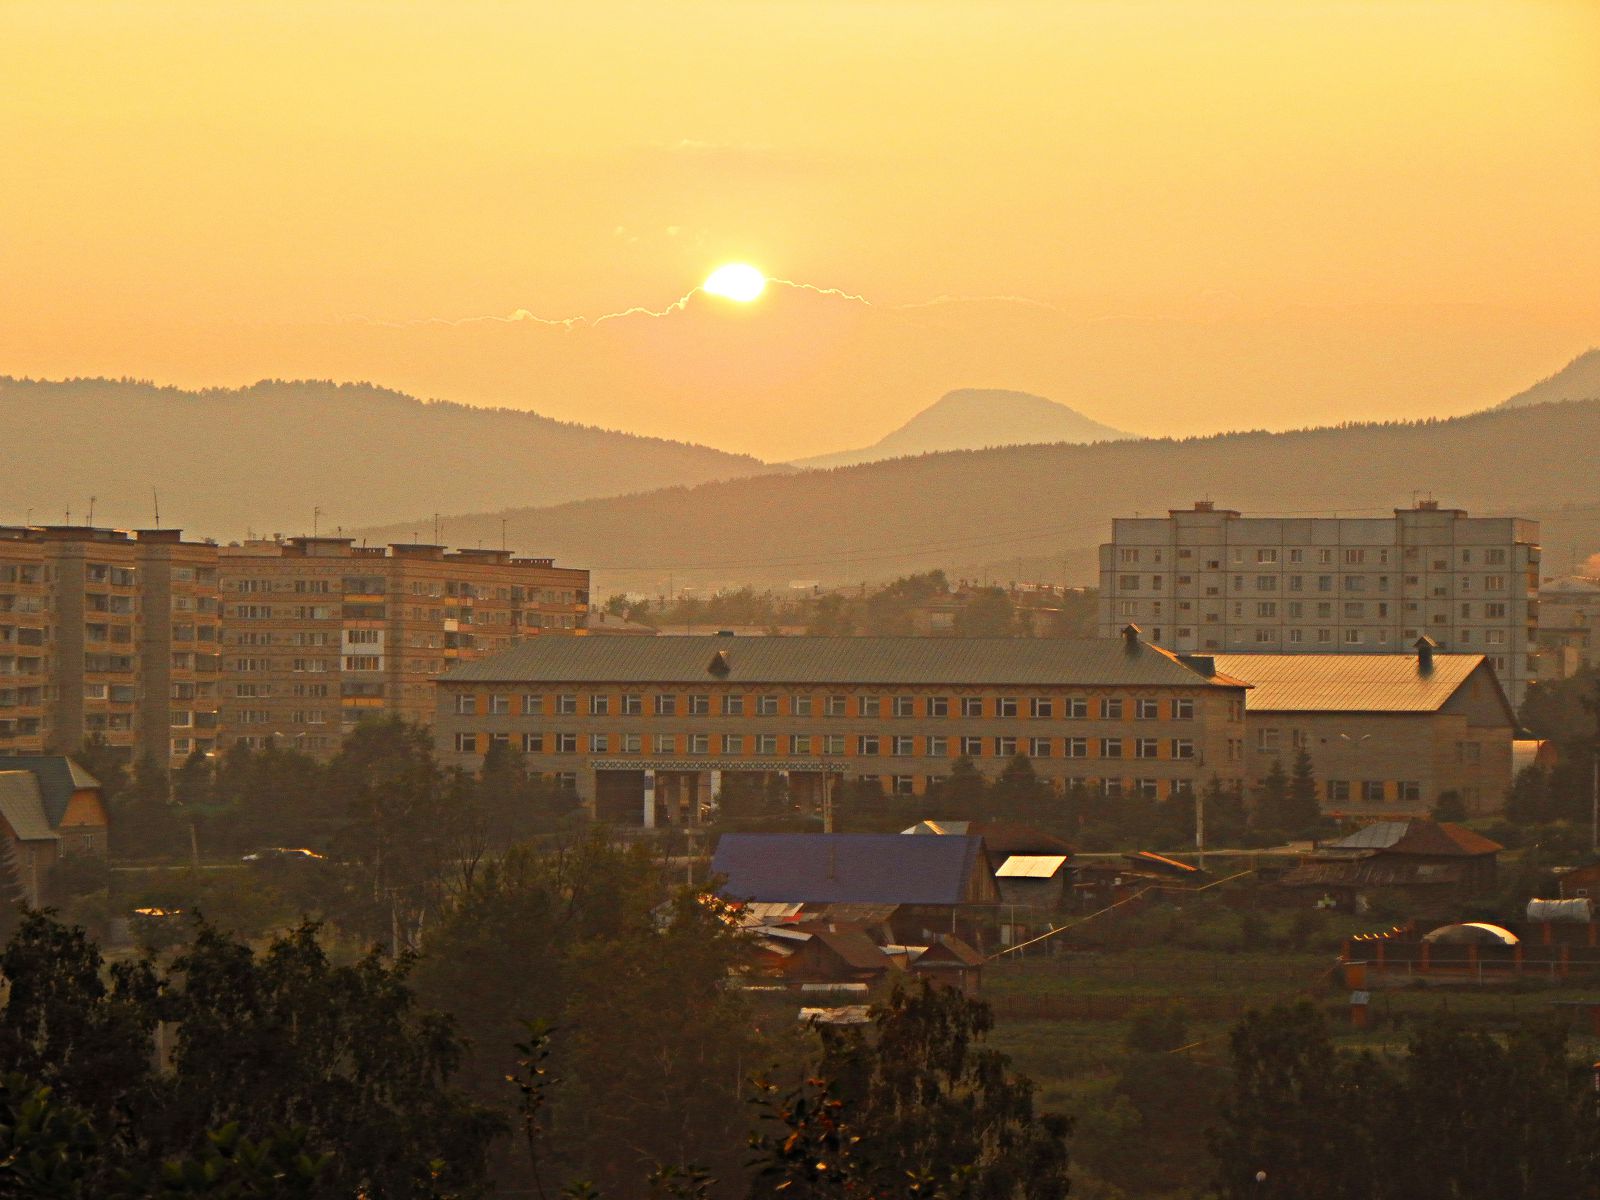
xmin=5 ymin=0 xmax=1599 ymax=460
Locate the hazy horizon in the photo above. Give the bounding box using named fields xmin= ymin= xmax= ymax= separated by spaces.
xmin=7 ymin=1 xmax=1599 ymax=459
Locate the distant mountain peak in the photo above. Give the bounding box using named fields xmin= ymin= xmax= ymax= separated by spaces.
xmin=1496 ymin=348 xmax=1600 ymax=410
xmin=790 ymin=387 xmax=1131 ymax=469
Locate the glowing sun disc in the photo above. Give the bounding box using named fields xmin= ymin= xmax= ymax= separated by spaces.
xmin=703 ymin=263 xmax=767 ymax=302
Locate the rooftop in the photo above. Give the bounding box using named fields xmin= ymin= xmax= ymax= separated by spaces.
xmin=1325 ymin=819 xmax=1503 ymax=857
xmin=712 ymin=832 xmax=991 ymax=906
xmin=0 ymin=756 xmax=100 ymax=826
xmin=1209 ymin=652 xmax=1492 ymax=714
xmin=443 ymin=634 xmax=1244 ymax=688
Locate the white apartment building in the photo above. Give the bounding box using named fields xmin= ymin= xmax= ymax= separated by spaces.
xmin=1097 ymin=501 xmax=1540 ymax=707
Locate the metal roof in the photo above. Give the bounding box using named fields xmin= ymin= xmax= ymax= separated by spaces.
xmin=1209 ymin=653 xmax=1487 ymax=713
xmin=995 ymin=855 xmax=1069 ymax=878
xmin=1327 ymin=819 xmax=1503 ymax=857
xmin=443 ymin=635 xmax=1242 ymax=689
xmin=0 ymin=773 xmax=59 ymax=842
xmin=0 ymin=756 xmax=100 ymax=826
xmin=712 ymin=832 xmax=989 ymax=905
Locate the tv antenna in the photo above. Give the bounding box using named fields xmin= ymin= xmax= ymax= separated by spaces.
xmin=152 ymin=489 xmax=161 ymax=529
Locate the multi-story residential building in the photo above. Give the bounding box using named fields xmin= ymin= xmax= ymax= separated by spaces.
xmin=0 ymin=526 xmax=222 ymax=765
xmin=217 ymin=537 xmax=588 ymax=752
xmin=1098 ymin=501 xmax=1540 ymax=707
xmin=1532 ymin=575 xmax=1600 ymax=682
xmin=434 ymin=629 xmax=1249 ymax=826
xmin=1212 ymin=643 xmax=1516 ymax=819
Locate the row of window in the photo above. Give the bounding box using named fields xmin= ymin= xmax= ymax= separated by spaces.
xmin=1118 ymin=573 xmax=1516 ymax=595
xmin=1117 ymin=546 xmax=1512 ymax=567
xmin=458 ymin=692 xmax=1200 ymax=720
xmin=457 ymin=730 xmax=1198 ymax=760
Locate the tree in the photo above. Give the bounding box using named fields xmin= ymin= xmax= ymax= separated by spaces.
xmin=111 ymin=753 xmax=183 ymax=860
xmin=1283 ymin=749 xmax=1322 ymax=833
xmin=1432 ymin=789 xmax=1467 ymax=823
xmin=952 ymin=588 xmax=1017 ymax=638
xmin=928 ymin=756 xmax=987 ymax=822
xmin=989 ymin=754 xmax=1052 ymax=823
xmin=1505 ymin=765 xmax=1553 ymax=825
xmin=752 ymin=980 xmax=1071 ymax=1199
xmin=71 ymin=734 xmax=129 ymax=808
xmin=1250 ymin=758 xmax=1291 ymax=834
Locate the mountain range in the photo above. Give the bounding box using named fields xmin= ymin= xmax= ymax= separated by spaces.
xmin=788 ymin=388 xmax=1130 ymax=469
xmin=0 ymin=377 xmax=773 ymax=538
xmin=352 ymin=398 xmax=1600 ymax=594
xmin=1495 ymin=348 xmax=1600 ymax=409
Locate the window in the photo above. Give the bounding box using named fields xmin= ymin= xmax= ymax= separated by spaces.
xmin=689 ymin=734 xmax=710 ymax=755
xmin=1257 ymin=727 xmax=1280 ymax=751
xmin=1029 ymin=737 xmax=1053 ymax=757
xmin=489 ymin=695 xmax=510 ymax=715
xmin=960 ymin=736 xmax=983 ymax=757
xmin=1066 ymin=697 xmax=1088 ymax=719
xmin=997 ymin=697 xmax=1018 ymax=718
xmin=721 ymin=694 xmax=744 ymax=716
xmin=995 ymin=736 xmax=1017 ymax=757
xmin=1119 ymin=548 xmax=1140 ymax=563
xmin=1065 ymin=737 xmax=1087 ymax=758
xmin=454 ymin=733 xmax=478 ymax=753
xmin=1170 ymin=738 xmax=1194 ymax=759
xmin=653 ymin=734 xmax=675 ymax=755
xmin=1100 ymin=738 xmax=1123 ymax=758
xmin=1456 ymin=741 xmax=1481 ymax=764
xmin=858 ymin=735 xmax=880 ymax=755
xmin=1030 ymin=697 xmax=1053 ymax=718
xmin=343 ymin=655 xmax=381 ymax=671
xmin=1257 ymin=548 xmax=1278 ymax=563
xmin=1344 ymin=549 xmax=1365 ymax=564
xmin=454 ymin=694 xmax=476 ymax=715
xmin=721 ymin=734 xmax=743 ymax=754
xmin=523 ymin=694 xmax=544 ymax=716
xmin=555 ymin=733 xmax=578 ymax=753
xmin=588 ymin=694 xmax=609 ymax=716
xmin=688 ymin=694 xmax=710 ymax=715
xmin=1484 ymin=603 xmax=1508 ymax=619
xmin=1119 ymin=601 xmax=1137 ymax=617
xmin=1399 ymin=781 xmax=1421 ymax=803
xmin=1256 ymin=577 xmax=1277 ymax=592
xmin=589 ymin=733 xmax=608 ymax=753
xmin=893 ymin=696 xmax=916 ymax=718
xmin=1486 ymin=548 xmax=1507 ymax=565
xmin=892 ymin=735 xmax=915 ymax=756
xmin=621 ymin=693 xmax=642 ymax=715
xmin=1485 ymin=575 xmax=1505 ymax=591
xmin=556 ymin=693 xmax=577 ymax=715
xmin=823 ymin=734 xmax=846 ymax=756
xmin=1134 ymin=738 xmax=1159 ymax=758
xmin=825 ymin=695 xmax=847 ymax=717
xmin=793 ymin=695 xmax=813 ymax=717
xmin=962 ymin=697 xmax=984 ymax=718
xmin=619 ymin=733 xmax=641 ymax=753
xmin=755 ymin=734 xmax=778 ymax=755
xmin=1326 ymin=780 xmax=1350 ymax=802
xmin=892 ymin=776 xmax=917 ymax=796
xmin=1344 ymin=629 xmax=1364 ymax=644
xmin=928 ymin=735 xmax=949 ymax=756
xmin=1119 ymin=574 xmax=1140 ymax=590
xmin=927 ymin=696 xmax=949 ymax=717
xmin=654 ymin=694 xmax=675 ymax=716
xmin=791 ymin=734 xmax=813 ymax=755
xmin=1256 ymin=601 xmax=1277 ymax=618
xmin=860 ymin=696 xmax=881 ymax=717
xmin=1100 ymin=698 xmax=1123 ymax=720
xmin=1101 ymin=778 xmax=1124 ymax=798
xmin=1135 ymin=699 xmax=1159 ymax=720
xmin=1361 ymin=781 xmax=1385 ymax=802
xmin=756 ymin=695 xmax=779 ymax=716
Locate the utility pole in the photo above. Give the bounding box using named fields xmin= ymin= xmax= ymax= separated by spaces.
xmin=1195 ymin=784 xmax=1207 ymax=873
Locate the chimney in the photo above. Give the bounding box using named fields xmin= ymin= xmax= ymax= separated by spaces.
xmin=1122 ymin=624 xmax=1142 ymax=650
xmin=1414 ymin=635 xmax=1437 ymax=674
xmin=1194 ymin=500 xmax=1214 ymax=513
xmin=707 ymin=650 xmax=731 ymax=677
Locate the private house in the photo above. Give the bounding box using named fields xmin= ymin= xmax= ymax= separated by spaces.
xmin=0 ymin=756 xmax=108 ymax=904
xmin=1211 ymin=642 xmax=1516 ymax=818
xmin=1279 ymin=818 xmax=1503 ymax=914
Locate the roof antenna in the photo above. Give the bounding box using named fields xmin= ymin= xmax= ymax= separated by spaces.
xmin=152 ymin=489 xmax=161 ymax=530
xmin=86 ymin=496 xmax=95 ymax=526
xmin=312 ymin=506 xmax=322 ymax=537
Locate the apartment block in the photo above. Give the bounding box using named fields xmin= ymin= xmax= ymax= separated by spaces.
xmin=217 ymin=538 xmax=588 ymax=752
xmin=0 ymin=526 xmax=222 ymax=765
xmin=1098 ymin=501 xmax=1540 ymax=707
xmin=434 ymin=630 xmax=1249 ymax=826
xmin=1532 ymin=575 xmax=1600 ymax=683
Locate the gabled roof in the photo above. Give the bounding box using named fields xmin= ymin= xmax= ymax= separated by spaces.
xmin=807 ymin=928 xmax=890 ymax=972
xmin=0 ymin=773 xmax=59 ymax=842
xmin=713 ymin=832 xmax=990 ymax=905
xmin=0 ymin=756 xmax=100 ymax=826
xmin=903 ymin=819 xmax=1073 ymax=858
xmin=1209 ymin=653 xmax=1495 ymax=714
xmin=995 ymin=855 xmax=1069 ymax=879
xmin=916 ymin=933 xmax=986 ymax=967
xmin=1327 ymin=819 xmax=1502 ymax=857
xmin=443 ymin=635 xmax=1244 ymax=689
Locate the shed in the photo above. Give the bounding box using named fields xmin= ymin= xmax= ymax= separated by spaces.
xmin=912 ymin=933 xmax=987 ymax=995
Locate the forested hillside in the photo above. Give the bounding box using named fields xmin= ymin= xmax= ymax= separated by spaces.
xmin=0 ymin=377 xmax=774 ymax=538
xmin=354 ymin=400 xmax=1600 ymax=592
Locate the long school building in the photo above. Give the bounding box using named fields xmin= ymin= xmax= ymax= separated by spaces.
xmin=435 ymin=629 xmax=1250 ymax=825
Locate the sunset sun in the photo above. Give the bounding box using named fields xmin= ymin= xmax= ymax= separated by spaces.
xmin=702 ymin=262 xmax=766 ymax=303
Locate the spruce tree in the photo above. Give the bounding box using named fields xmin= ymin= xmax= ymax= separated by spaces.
xmin=1252 ymin=758 xmax=1291 ymax=833
xmin=1282 ymin=749 xmax=1322 ymax=833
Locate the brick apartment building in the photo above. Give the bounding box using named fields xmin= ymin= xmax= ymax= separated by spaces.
xmin=0 ymin=526 xmax=222 ymax=766
xmin=434 ymin=629 xmax=1249 ymax=825
xmin=1098 ymin=501 xmax=1541 ymax=707
xmin=218 ymin=537 xmax=588 ymax=752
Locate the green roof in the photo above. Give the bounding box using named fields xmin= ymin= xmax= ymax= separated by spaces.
xmin=442 ymin=635 xmax=1240 ymax=688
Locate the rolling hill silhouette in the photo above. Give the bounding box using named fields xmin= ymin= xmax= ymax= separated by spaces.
xmin=0 ymin=377 xmax=775 ymax=538
xmin=789 ymin=388 xmax=1130 ymax=468
xmin=1495 ymin=349 xmax=1600 ymax=409
xmin=353 ymin=399 xmax=1600 ymax=593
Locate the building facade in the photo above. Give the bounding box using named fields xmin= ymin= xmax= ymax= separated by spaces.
xmin=1532 ymin=576 xmax=1600 ymax=683
xmin=434 ymin=631 xmax=1249 ymax=825
xmin=1211 ymin=646 xmax=1516 ymax=819
xmin=1098 ymin=501 xmax=1540 ymax=706
xmin=0 ymin=526 xmax=222 ymax=765
xmin=217 ymin=538 xmax=588 ymax=752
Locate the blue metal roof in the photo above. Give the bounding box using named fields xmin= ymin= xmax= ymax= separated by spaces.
xmin=712 ymin=832 xmax=990 ymax=905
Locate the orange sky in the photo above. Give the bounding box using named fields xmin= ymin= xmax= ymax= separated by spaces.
xmin=5 ymin=0 xmax=1599 ymax=459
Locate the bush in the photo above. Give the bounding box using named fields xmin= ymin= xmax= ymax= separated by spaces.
xmin=1124 ymin=1002 xmax=1190 ymax=1053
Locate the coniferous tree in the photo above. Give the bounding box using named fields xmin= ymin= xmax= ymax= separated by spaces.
xmin=1282 ymin=749 xmax=1322 ymax=833
xmin=931 ymin=755 xmax=988 ymax=821
xmin=990 ymin=754 xmax=1052 ymax=822
xmin=1251 ymin=758 xmax=1291 ymax=833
